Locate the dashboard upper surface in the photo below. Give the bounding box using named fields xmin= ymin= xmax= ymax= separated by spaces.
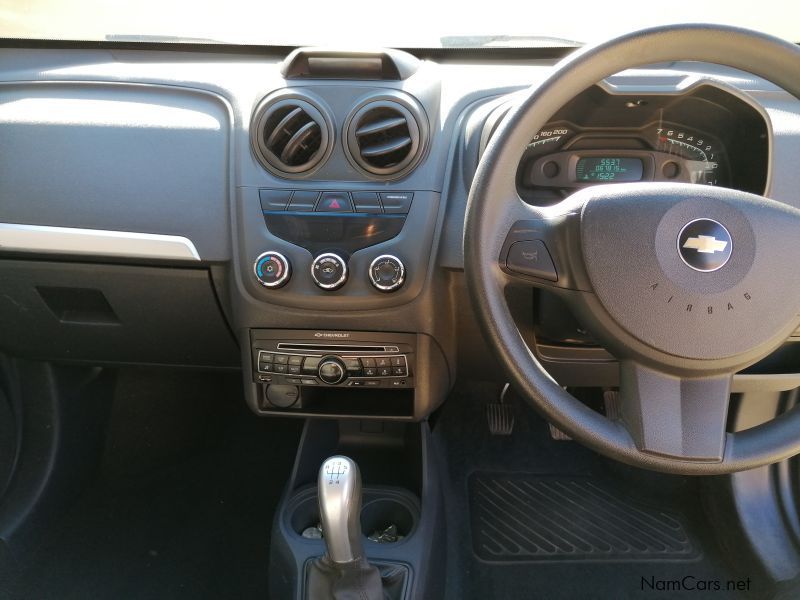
xmin=0 ymin=49 xmax=797 ymax=261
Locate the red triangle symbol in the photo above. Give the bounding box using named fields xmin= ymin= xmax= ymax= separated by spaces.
xmin=329 ymin=199 xmax=341 ymax=209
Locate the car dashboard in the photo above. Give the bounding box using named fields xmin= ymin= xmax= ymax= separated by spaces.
xmin=0 ymin=43 xmax=799 ymax=421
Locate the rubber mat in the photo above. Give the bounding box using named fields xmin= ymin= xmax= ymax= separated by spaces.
xmin=469 ymin=473 xmax=695 ymax=562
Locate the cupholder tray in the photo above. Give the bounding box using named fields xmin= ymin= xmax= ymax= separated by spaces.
xmin=285 ymin=484 xmax=420 ymax=544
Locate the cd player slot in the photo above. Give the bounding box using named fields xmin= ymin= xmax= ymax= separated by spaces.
xmin=276 ymin=343 xmax=398 ymax=353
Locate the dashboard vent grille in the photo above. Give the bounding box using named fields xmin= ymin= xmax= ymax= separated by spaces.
xmin=346 ymin=99 xmax=425 ymax=178
xmin=252 ymin=94 xmax=331 ymax=176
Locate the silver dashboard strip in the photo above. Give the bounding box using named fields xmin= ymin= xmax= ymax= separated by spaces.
xmin=0 ymin=223 xmax=200 ymax=261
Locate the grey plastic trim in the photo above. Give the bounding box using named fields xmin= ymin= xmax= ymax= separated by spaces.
xmin=0 ymin=223 xmax=200 ymax=261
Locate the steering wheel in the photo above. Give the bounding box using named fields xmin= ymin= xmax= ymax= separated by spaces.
xmin=464 ymin=24 xmax=800 ymax=474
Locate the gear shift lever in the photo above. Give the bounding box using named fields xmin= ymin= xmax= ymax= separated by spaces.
xmin=308 ymin=456 xmax=402 ymax=600
xmin=317 ymin=455 xmax=364 ymax=564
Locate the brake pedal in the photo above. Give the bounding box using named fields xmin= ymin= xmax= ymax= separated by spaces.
xmin=487 ymin=384 xmax=515 ymax=435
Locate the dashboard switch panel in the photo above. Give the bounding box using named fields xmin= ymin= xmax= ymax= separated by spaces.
xmin=259 ymin=189 xmax=415 ymax=215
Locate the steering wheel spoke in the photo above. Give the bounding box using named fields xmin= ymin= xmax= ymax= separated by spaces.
xmin=618 ymin=361 xmax=732 ymax=462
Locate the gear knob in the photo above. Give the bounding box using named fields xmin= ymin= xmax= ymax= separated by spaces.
xmin=318 ymin=455 xmax=364 ymax=564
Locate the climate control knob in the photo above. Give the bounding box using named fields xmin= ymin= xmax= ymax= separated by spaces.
xmin=318 ymin=357 xmax=347 ymax=384
xmin=311 ymin=253 xmax=348 ymax=290
xmin=254 ymin=251 xmax=291 ymax=288
xmin=369 ymin=255 xmax=405 ymax=292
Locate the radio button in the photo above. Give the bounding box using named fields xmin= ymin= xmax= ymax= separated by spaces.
xmin=318 ymin=358 xmax=347 ymax=384
xmin=376 ymin=357 xmax=390 ymax=368
xmin=360 ymin=357 xmax=376 ymax=368
xmin=343 ymin=357 xmax=361 ymax=371
xmin=378 ymin=367 xmax=392 ymax=377
xmin=390 ymin=356 xmax=405 ymax=367
xmin=303 ymin=356 xmax=322 ymax=373
xmin=393 ymin=367 xmax=407 ymax=376
xmin=363 ymin=367 xmax=377 ymax=377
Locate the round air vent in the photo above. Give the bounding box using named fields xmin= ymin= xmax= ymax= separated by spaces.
xmin=345 ymin=96 xmax=427 ymax=179
xmin=251 ymin=91 xmax=333 ymax=177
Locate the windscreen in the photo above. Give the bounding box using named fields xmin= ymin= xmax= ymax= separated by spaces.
xmin=0 ymin=0 xmax=796 ymax=47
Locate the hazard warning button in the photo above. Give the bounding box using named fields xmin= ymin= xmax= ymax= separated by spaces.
xmin=316 ymin=192 xmax=353 ymax=212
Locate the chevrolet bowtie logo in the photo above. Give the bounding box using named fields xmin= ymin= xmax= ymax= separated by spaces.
xmin=682 ymin=235 xmax=728 ymax=254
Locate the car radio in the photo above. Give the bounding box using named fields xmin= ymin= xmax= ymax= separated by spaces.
xmin=251 ymin=330 xmax=415 ymax=390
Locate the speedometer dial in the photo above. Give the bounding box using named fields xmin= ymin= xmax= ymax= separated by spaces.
xmin=526 ymin=123 xmax=574 ymax=155
xmin=652 ymin=123 xmax=725 ymax=186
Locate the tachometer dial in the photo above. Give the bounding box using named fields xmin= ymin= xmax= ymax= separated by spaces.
xmin=652 ymin=124 xmax=725 ymax=186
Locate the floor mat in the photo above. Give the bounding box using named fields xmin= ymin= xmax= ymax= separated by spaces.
xmin=469 ymin=473 xmax=695 ymax=561
xmin=434 ymin=381 xmax=751 ymax=600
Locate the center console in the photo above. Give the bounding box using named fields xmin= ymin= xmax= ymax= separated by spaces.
xmin=269 ymin=419 xmax=445 ymax=600
xmin=232 ymin=52 xmax=451 ymax=423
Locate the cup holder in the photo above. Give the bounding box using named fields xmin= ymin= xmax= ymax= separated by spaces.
xmin=286 ymin=487 xmax=419 ymax=544
xmin=289 ymin=494 xmax=320 ymax=537
xmin=361 ymin=498 xmax=415 ymax=541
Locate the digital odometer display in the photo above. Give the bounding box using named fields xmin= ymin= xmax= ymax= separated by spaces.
xmin=575 ymin=157 xmax=643 ymax=182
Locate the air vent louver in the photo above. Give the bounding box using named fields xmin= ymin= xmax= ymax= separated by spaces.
xmin=346 ymin=98 xmax=425 ymax=178
xmin=252 ymin=93 xmax=331 ymax=176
